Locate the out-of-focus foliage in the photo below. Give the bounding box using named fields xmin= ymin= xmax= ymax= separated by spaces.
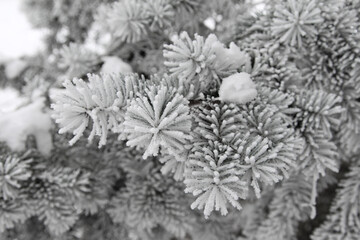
xmin=0 ymin=0 xmax=358 ymax=239
xmin=21 ymin=0 xmax=116 ymax=48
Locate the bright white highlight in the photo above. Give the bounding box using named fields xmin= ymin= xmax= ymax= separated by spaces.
xmin=0 ymin=0 xmax=46 ymax=59
xmin=219 ymin=72 xmax=258 ymax=104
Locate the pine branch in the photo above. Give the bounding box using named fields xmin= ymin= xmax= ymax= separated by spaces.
xmin=98 ymin=0 xmax=149 ymax=43
xmin=123 ymin=85 xmax=192 ymax=159
xmin=51 ymin=73 xmax=145 ymax=147
xmin=57 ymin=43 xmax=100 ymax=78
xmin=0 ymin=198 xmax=29 ymax=233
xmin=163 ymin=31 xmax=246 ymax=92
xmin=311 ymin=161 xmax=360 ymax=240
xmin=184 ymin=140 xmax=247 ymax=218
xmin=253 ymin=174 xmax=313 ymax=240
xmin=294 ymin=89 xmax=343 ymax=137
xmin=0 ymin=155 xmax=32 ymax=200
xmin=271 ymin=0 xmax=323 ymax=48
xmin=108 ymin=161 xmax=192 ymax=239
xmin=25 ymin=178 xmax=79 ymax=235
xmin=192 ymin=99 xmax=243 ymax=144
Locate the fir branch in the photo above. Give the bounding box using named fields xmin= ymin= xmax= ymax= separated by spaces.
xmin=145 ymin=0 xmax=175 ymax=31
xmin=337 ymin=126 xmax=360 ymax=157
xmin=159 ymin=145 xmax=191 ymax=181
xmin=163 ymin=32 xmax=246 ymax=92
xmin=271 ymin=0 xmax=323 ymax=48
xmin=238 ymin=102 xmax=303 ymax=181
xmin=39 ymin=167 xmax=93 ymax=213
xmin=0 ymin=198 xmax=29 ymax=233
xmin=57 ymin=43 xmax=100 ymax=78
xmin=299 ymin=130 xmax=339 ymax=219
xmin=170 ymin=0 xmax=201 ymax=13
xmin=231 ymin=132 xmax=284 ymax=198
xmin=192 ymin=99 xmax=243 ymax=144
xmin=253 ymin=174 xmax=313 ymax=240
xmin=311 ymin=161 xmax=360 ymax=240
xmin=184 ymin=140 xmax=247 ymax=218
xmin=256 ymin=86 xmax=299 ymax=120
xmin=153 ymin=74 xmax=203 ymax=100
xmin=101 ymin=0 xmax=149 ymax=43
xmin=26 ymin=178 xmax=80 ymax=235
xmin=341 ymin=95 xmax=360 ymax=134
xmin=51 ymin=73 xmax=144 ymax=147
xmin=0 ymin=155 xmax=32 ymax=200
xmin=294 ymin=89 xmax=343 ymax=137
xmin=163 ymin=32 xmax=218 ymax=90
xmin=124 ymin=85 xmax=192 ymax=159
xmin=108 ymin=162 xmax=192 ymax=238
xmin=300 ymin=131 xmax=339 ymax=182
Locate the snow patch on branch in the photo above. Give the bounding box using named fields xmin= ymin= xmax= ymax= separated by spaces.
xmin=100 ymin=56 xmax=133 ymax=74
xmin=219 ymin=72 xmax=257 ymax=104
xmin=0 ymin=96 xmax=53 ymax=155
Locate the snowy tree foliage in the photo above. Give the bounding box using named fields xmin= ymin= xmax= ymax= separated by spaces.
xmin=0 ymin=0 xmax=359 ymax=239
xmin=124 ymin=85 xmax=192 ymax=159
xmin=57 ymin=43 xmax=100 ymax=78
xmin=0 ymin=155 xmax=32 ymax=200
xmin=271 ymin=0 xmax=323 ymax=48
xmin=184 ymin=140 xmax=247 ymax=218
xmin=51 ymin=73 xmax=145 ymax=147
xmin=97 ymin=0 xmax=149 ymax=43
xmin=312 ymin=160 xmax=360 ymax=240
xmin=164 ymin=32 xmax=247 ymax=92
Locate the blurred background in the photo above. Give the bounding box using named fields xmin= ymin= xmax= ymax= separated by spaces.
xmin=0 ymin=0 xmax=46 ymax=61
xmin=0 ymin=0 xmax=265 ymax=61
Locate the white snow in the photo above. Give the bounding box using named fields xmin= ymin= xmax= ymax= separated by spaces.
xmin=0 ymin=96 xmax=53 ymax=155
xmin=0 ymin=54 xmax=10 ymax=64
xmin=206 ymin=34 xmax=247 ymax=69
xmin=219 ymin=42 xmax=247 ymax=67
xmin=4 ymin=59 xmax=28 ymax=79
xmin=0 ymin=88 xmax=27 ymax=112
xmin=0 ymin=0 xmax=46 ymax=58
xmin=204 ymin=17 xmax=216 ymax=30
xmin=100 ymin=56 xmax=133 ymax=74
xmin=218 ymin=72 xmax=258 ymax=104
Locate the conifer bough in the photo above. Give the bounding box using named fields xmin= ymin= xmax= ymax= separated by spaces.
xmin=1 ymin=0 xmax=359 ymax=239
